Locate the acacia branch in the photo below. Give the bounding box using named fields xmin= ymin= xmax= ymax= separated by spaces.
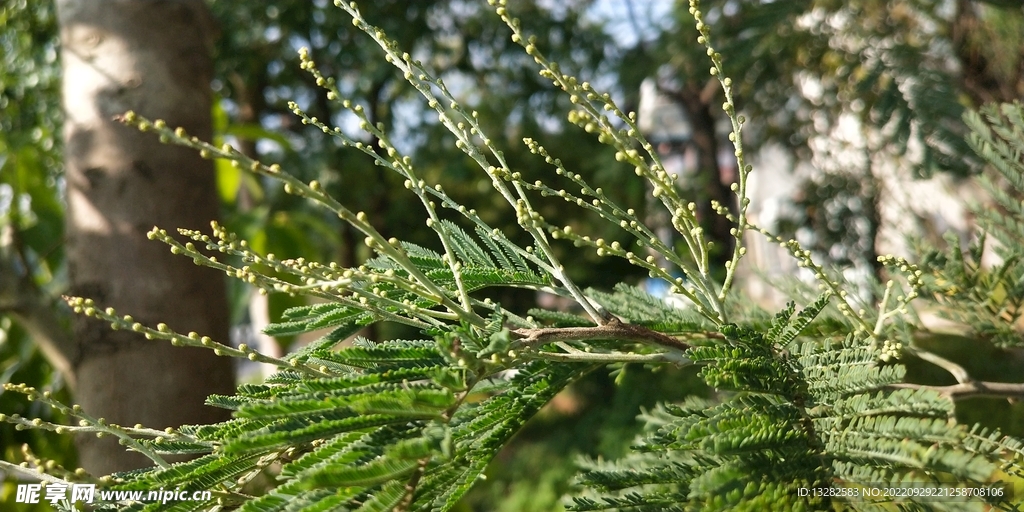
xmin=527 ymin=350 xmax=691 ymax=365
xmin=903 ymin=345 xmax=972 ymax=384
xmin=891 ymin=381 xmax=1024 ymax=400
xmin=512 ymin=318 xmax=700 ymax=353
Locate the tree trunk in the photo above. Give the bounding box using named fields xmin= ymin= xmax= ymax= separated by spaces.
xmin=57 ymin=0 xmax=234 ymax=475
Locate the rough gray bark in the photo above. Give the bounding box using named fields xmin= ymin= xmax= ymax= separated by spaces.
xmin=57 ymin=0 xmax=234 ymax=475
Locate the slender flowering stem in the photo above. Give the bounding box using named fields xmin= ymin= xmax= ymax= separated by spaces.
xmin=332 ymin=1 xmax=609 ymax=325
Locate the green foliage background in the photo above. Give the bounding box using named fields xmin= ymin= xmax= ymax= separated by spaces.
xmin=0 ymin=1 xmax=73 ymax=509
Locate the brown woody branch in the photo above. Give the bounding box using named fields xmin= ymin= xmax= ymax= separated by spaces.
xmin=394 ymin=456 xmax=430 ymax=512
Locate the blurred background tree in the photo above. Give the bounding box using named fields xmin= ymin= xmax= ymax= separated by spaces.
xmin=56 ymin=0 xmax=236 ymax=475
xmin=617 ymin=1 xmax=1024 ymax=490
xmin=0 ymin=1 xmax=74 ymax=507
xmin=633 ymin=0 xmax=1022 ymax=278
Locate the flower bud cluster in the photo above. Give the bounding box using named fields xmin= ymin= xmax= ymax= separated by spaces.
xmin=63 ymin=296 xmax=324 ymax=377
xmin=773 ymin=237 xmax=871 ymax=333
xmin=688 ymin=0 xmax=758 ymax=302
xmin=877 ymin=338 xmax=903 ymax=363
xmin=877 ymin=254 xmax=924 ymax=292
xmin=2 ymin=381 xmax=199 ymax=470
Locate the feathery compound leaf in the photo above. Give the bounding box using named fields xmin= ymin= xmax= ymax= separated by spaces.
xmin=110 ymin=451 xmax=272 ymax=491
xmin=289 ymin=323 xmax=368 ymax=360
xmin=765 ymin=301 xmax=796 ymax=345
xmin=589 ymin=283 xmax=711 ymax=333
xmin=238 ymin=487 xmax=359 ymax=512
xmin=347 ymin=387 xmax=455 ymax=416
xmin=204 ymin=393 xmax=254 ymax=411
xmin=232 ymin=386 xmax=450 ymax=421
xmin=131 ymin=499 xmax=214 ymax=512
xmin=221 ymin=414 xmax=402 ymax=454
xmin=823 ymin=388 xmax=953 ymax=419
xmin=352 ymin=479 xmax=408 ymax=512
xmin=264 ymin=303 xmax=369 ymax=337
xmin=574 ymin=455 xmax=697 ymax=492
xmin=304 ymin=341 xmax=445 ymax=369
xmin=299 ymin=456 xmax=419 ymax=489
xmin=575 ymin=295 xmax=1016 ymax=509
xmin=137 ymin=438 xmax=215 ymax=456
xmin=438 ymin=219 xmax=494 ymax=268
xmin=289 ymin=365 xmax=456 ymax=394
xmin=274 ymin=433 xmax=367 ymax=482
xmin=424 ymin=266 xmax=548 ymax=293
xmin=293 ymin=489 xmax=364 ymax=512
xmin=418 ymin=361 xmax=591 ymax=511
xmin=400 ymin=241 xmax=447 ymax=269
xmin=475 ymin=224 xmax=536 ymax=275
xmin=965 ymin=102 xmax=1024 ymax=247
xmin=773 ymin=292 xmax=830 ymax=346
xmin=475 ymin=225 xmax=515 ymax=269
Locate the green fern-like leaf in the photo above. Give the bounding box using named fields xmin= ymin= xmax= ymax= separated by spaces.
xmin=589 ymin=283 xmax=711 ymax=333
xmin=264 ymin=303 xmax=371 ymax=337
xmin=475 ymin=224 xmax=537 ymax=275
xmin=573 ymin=297 xmax=1015 ymax=510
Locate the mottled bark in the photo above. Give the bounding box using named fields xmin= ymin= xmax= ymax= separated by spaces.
xmin=57 ymin=0 xmax=233 ymax=474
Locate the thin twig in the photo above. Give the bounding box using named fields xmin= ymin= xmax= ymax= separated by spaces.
xmin=0 ymin=460 xmax=70 ymax=485
xmin=903 ymin=345 xmax=972 ymax=385
xmin=526 ymin=350 xmax=691 ymax=365
xmin=891 ymin=381 xmax=1024 ymax=400
xmin=394 ymin=456 xmax=430 ymax=512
